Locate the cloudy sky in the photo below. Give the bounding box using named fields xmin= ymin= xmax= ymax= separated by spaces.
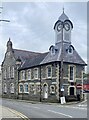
xmin=0 ymin=2 xmax=87 ymax=70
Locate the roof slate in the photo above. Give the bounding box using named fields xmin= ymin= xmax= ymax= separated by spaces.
xmin=13 ymin=49 xmax=41 ymax=62
xmin=19 ymin=52 xmax=48 ymax=70
xmin=19 ymin=42 xmax=86 ymax=71
xmin=40 ymin=43 xmax=86 ymax=65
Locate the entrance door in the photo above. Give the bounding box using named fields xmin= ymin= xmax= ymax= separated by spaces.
xmin=70 ymin=87 xmax=74 ymax=95
xmin=43 ymin=84 xmax=48 ymax=99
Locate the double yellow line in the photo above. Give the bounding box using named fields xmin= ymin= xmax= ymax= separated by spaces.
xmin=2 ymin=106 xmax=30 ymax=120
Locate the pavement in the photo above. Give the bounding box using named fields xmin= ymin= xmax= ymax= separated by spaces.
xmin=0 ymin=105 xmax=29 ymax=119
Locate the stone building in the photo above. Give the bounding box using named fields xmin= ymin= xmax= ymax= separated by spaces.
xmin=1 ymin=11 xmax=86 ymax=102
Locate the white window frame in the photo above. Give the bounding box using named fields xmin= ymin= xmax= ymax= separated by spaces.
xmin=69 ymin=65 xmax=75 ymax=82
xmin=3 ymin=83 xmax=7 ymax=93
xmin=10 ymin=83 xmax=14 ymax=93
xmin=21 ymin=70 xmax=25 ymax=80
xmin=47 ymin=65 xmax=52 ymax=78
xmin=27 ymin=69 xmax=31 ymax=80
xmin=34 ymin=68 xmax=38 ymax=79
xmin=19 ymin=83 xmax=24 ymax=93
xmin=24 ymin=83 xmax=29 ymax=93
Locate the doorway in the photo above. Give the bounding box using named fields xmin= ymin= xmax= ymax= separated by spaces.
xmin=43 ymin=84 xmax=48 ymax=99
xmin=70 ymin=87 xmax=74 ymax=95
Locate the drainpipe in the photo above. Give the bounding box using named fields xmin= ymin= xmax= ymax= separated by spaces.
xmin=39 ymin=66 xmax=41 ymax=102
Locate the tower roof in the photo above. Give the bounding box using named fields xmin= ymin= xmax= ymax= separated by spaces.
xmin=58 ymin=11 xmax=69 ymax=22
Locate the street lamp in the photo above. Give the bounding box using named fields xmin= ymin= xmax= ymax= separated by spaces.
xmin=0 ymin=20 xmax=10 ymax=22
xmin=57 ymin=20 xmax=70 ymax=102
xmin=0 ymin=7 xmax=10 ymax=23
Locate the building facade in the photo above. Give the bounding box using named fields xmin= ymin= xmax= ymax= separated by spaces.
xmin=1 ymin=11 xmax=86 ymax=102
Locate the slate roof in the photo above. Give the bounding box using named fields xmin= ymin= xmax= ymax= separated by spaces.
xmin=19 ymin=42 xmax=86 ymax=71
xmin=40 ymin=43 xmax=86 ymax=65
xmin=19 ymin=52 xmax=48 ymax=70
xmin=58 ymin=12 xmax=69 ymax=22
xmin=13 ymin=49 xmax=41 ymax=62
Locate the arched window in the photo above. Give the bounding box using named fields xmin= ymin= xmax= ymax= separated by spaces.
xmin=11 ymin=66 xmax=14 ymax=78
xmin=10 ymin=83 xmax=14 ymax=93
xmin=68 ymin=45 xmax=74 ymax=54
xmin=8 ymin=66 xmax=11 ymax=78
xmin=49 ymin=45 xmax=55 ymax=56
xmin=34 ymin=68 xmax=38 ymax=79
xmin=27 ymin=70 xmax=31 ymax=80
xmin=3 ymin=83 xmax=7 ymax=93
xmin=21 ymin=71 xmax=25 ymax=80
xmin=50 ymin=85 xmax=55 ymax=94
xmin=47 ymin=66 xmax=52 ymax=78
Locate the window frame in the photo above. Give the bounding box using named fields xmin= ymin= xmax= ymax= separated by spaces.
xmin=3 ymin=83 xmax=7 ymax=93
xmin=21 ymin=70 xmax=25 ymax=80
xmin=19 ymin=83 xmax=24 ymax=93
xmin=27 ymin=69 xmax=31 ymax=80
xmin=47 ymin=65 xmax=52 ymax=78
xmin=24 ymin=83 xmax=29 ymax=93
xmin=8 ymin=66 xmax=11 ymax=78
xmin=10 ymin=83 xmax=14 ymax=93
xmin=11 ymin=66 xmax=14 ymax=78
xmin=34 ymin=68 xmax=38 ymax=79
xmin=69 ymin=65 xmax=75 ymax=82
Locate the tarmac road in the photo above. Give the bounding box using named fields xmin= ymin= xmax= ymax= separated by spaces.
xmin=0 ymin=98 xmax=87 ymax=119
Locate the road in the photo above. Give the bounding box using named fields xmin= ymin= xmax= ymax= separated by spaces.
xmin=0 ymin=98 xmax=87 ymax=119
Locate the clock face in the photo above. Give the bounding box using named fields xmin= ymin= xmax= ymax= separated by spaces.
xmin=57 ymin=23 xmax=62 ymax=32
xmin=64 ymin=23 xmax=70 ymax=31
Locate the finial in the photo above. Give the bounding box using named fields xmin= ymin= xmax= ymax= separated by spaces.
xmin=63 ymin=6 xmax=64 ymax=13
xmin=9 ymin=37 xmax=11 ymax=41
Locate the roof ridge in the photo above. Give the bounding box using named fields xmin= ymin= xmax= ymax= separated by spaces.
xmin=13 ymin=48 xmax=41 ymax=54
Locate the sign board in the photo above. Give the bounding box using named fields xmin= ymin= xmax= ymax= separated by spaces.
xmin=76 ymin=84 xmax=82 ymax=89
xmin=76 ymin=84 xmax=89 ymax=90
xmin=60 ymin=97 xmax=66 ymax=104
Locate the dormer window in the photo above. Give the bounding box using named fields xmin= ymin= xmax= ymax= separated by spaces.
xmin=49 ymin=45 xmax=56 ymax=56
xmin=67 ymin=45 xmax=74 ymax=54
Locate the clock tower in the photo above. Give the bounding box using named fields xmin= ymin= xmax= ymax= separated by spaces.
xmin=54 ymin=10 xmax=73 ymax=46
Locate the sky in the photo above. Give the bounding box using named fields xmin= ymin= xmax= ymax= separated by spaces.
xmin=0 ymin=2 xmax=87 ymax=71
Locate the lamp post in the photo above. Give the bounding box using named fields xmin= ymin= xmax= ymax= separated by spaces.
xmin=57 ymin=20 xmax=70 ymax=103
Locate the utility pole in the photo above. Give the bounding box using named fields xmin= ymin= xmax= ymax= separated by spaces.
xmin=60 ymin=22 xmax=64 ymax=98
